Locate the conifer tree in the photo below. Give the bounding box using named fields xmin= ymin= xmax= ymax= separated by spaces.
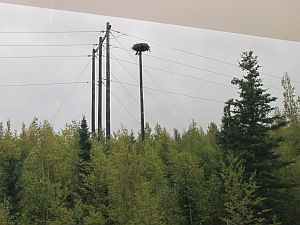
xmin=219 ymin=51 xmax=284 ymax=220
xmin=78 ymin=116 xmax=92 ymax=163
xmin=74 ymin=116 xmax=93 ymax=223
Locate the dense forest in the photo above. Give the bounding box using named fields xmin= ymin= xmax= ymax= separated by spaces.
xmin=0 ymin=51 xmax=300 ymax=225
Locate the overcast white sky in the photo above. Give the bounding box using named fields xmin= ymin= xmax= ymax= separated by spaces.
xmin=0 ymin=3 xmax=300 ymax=134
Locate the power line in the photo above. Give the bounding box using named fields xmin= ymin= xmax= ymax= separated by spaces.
xmin=102 ymin=81 xmax=139 ymax=123
xmin=0 ymin=55 xmax=89 ymax=59
xmin=111 ymin=72 xmax=139 ymax=105
xmin=111 ymin=43 xmax=249 ymax=80
xmin=111 ymin=44 xmax=285 ymax=92
xmin=109 ymin=79 xmax=225 ymax=104
xmin=111 ymin=55 xmax=186 ymax=126
xmin=0 ymin=81 xmax=90 ymax=88
xmin=110 ymin=38 xmax=222 ymax=122
xmin=145 ymin=54 xmax=286 ymax=92
xmin=111 ymin=29 xmax=300 ymax=85
xmin=51 ymin=60 xmax=91 ymax=123
xmin=144 ymin=54 xmax=234 ymax=79
xmin=110 ymin=56 xmax=236 ymax=89
xmin=111 ymin=71 xmax=156 ymax=124
xmin=111 ymin=42 xmax=232 ymax=91
xmin=0 ymin=44 xmax=95 ymax=47
xmin=111 ymin=29 xmax=237 ymax=66
xmin=111 ymin=34 xmax=193 ymax=125
xmin=0 ymin=30 xmax=102 ymax=34
xmin=110 ymin=47 xmax=188 ymax=126
xmin=0 ymin=51 xmax=286 ymax=92
xmin=109 ymin=55 xmax=287 ymax=94
xmin=112 ymin=34 xmax=223 ymax=122
xmin=145 ymin=70 xmax=193 ymax=122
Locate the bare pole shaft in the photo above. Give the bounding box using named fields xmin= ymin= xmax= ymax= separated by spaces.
xmin=91 ymin=48 xmax=96 ymax=136
xmin=106 ymin=22 xmax=111 ymax=140
xmin=98 ymin=36 xmax=103 ymax=141
xmin=139 ymin=52 xmax=145 ymax=142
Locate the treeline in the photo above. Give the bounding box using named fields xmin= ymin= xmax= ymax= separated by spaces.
xmin=0 ymin=51 xmax=300 ymax=225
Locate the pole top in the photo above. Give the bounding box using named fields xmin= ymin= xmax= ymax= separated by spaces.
xmin=106 ymin=22 xmax=111 ymax=30
xmin=132 ymin=43 xmax=150 ymax=55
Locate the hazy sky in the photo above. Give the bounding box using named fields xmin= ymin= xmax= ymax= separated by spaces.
xmin=0 ymin=3 xmax=300 ymax=134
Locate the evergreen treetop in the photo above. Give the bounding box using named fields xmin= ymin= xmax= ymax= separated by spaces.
xmin=220 ymin=51 xmax=285 ymax=221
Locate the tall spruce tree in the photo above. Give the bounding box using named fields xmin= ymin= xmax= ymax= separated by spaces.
xmin=219 ymin=51 xmax=284 ymax=220
xmin=74 ymin=116 xmax=93 ymax=223
xmin=78 ymin=116 xmax=92 ymax=163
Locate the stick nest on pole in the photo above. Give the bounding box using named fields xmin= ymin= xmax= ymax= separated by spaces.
xmin=132 ymin=43 xmax=150 ymax=55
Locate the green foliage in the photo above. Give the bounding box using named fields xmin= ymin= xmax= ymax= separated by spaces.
xmin=78 ymin=116 xmax=92 ymax=163
xmin=17 ymin=120 xmax=79 ymax=225
xmin=0 ymin=199 xmax=14 ymax=225
xmin=0 ymin=51 xmax=299 ymax=224
xmin=219 ymin=51 xmax=286 ymax=221
xmin=281 ymin=73 xmax=300 ymax=123
xmin=271 ymin=123 xmax=300 ymax=224
xmin=0 ymin=116 xmax=298 ymax=225
xmin=170 ymin=122 xmax=222 ymax=225
xmin=106 ymin=129 xmax=166 ymax=224
xmin=221 ymin=154 xmax=265 ymax=225
xmin=0 ymin=121 xmax=23 ymax=220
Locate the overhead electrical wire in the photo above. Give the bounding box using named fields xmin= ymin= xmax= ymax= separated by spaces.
xmin=109 ymin=56 xmax=236 ymax=89
xmin=102 ymin=81 xmax=139 ymax=124
xmin=51 ymin=59 xmax=91 ymax=123
xmin=110 ymin=44 xmax=285 ymax=92
xmin=0 ymin=27 xmax=290 ymax=128
xmin=110 ymin=72 xmax=139 ymax=105
xmin=111 ymin=29 xmax=239 ymax=67
xmin=0 ymin=81 xmax=90 ymax=88
xmin=110 ymin=44 xmax=189 ymax=126
xmin=111 ymin=69 xmax=169 ymax=125
xmin=145 ymin=70 xmax=193 ymax=122
xmin=0 ymin=30 xmax=102 ymax=34
xmin=143 ymin=54 xmax=284 ymax=92
xmin=0 ymin=44 xmax=95 ymax=47
xmin=110 ymin=54 xmax=185 ymax=127
xmin=110 ymin=52 xmax=182 ymax=125
xmin=98 ymin=53 xmax=152 ymax=122
xmin=109 ymin=36 xmax=284 ymax=104
xmin=108 ymin=54 xmax=285 ymax=97
xmin=0 ymin=50 xmax=285 ymax=92
xmin=111 ymin=34 xmax=205 ymax=122
xmin=109 ymin=79 xmax=225 ymax=104
xmin=111 ymin=29 xmax=300 ymax=85
xmin=0 ymin=55 xmax=89 ymax=59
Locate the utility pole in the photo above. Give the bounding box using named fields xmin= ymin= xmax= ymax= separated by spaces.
xmin=138 ymin=51 xmax=145 ymax=142
xmin=132 ymin=43 xmax=150 ymax=143
xmin=91 ymin=48 xmax=96 ymax=136
xmin=98 ymin=36 xmax=103 ymax=141
xmin=105 ymin=22 xmax=111 ymax=140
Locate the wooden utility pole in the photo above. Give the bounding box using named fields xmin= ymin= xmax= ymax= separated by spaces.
xmin=138 ymin=51 xmax=145 ymax=142
xmin=91 ymin=48 xmax=96 ymax=136
xmin=105 ymin=22 xmax=111 ymax=140
xmin=132 ymin=43 xmax=150 ymax=143
xmin=98 ymin=36 xmax=103 ymax=141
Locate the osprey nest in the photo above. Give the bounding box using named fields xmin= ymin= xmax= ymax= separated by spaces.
xmin=132 ymin=43 xmax=150 ymax=54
